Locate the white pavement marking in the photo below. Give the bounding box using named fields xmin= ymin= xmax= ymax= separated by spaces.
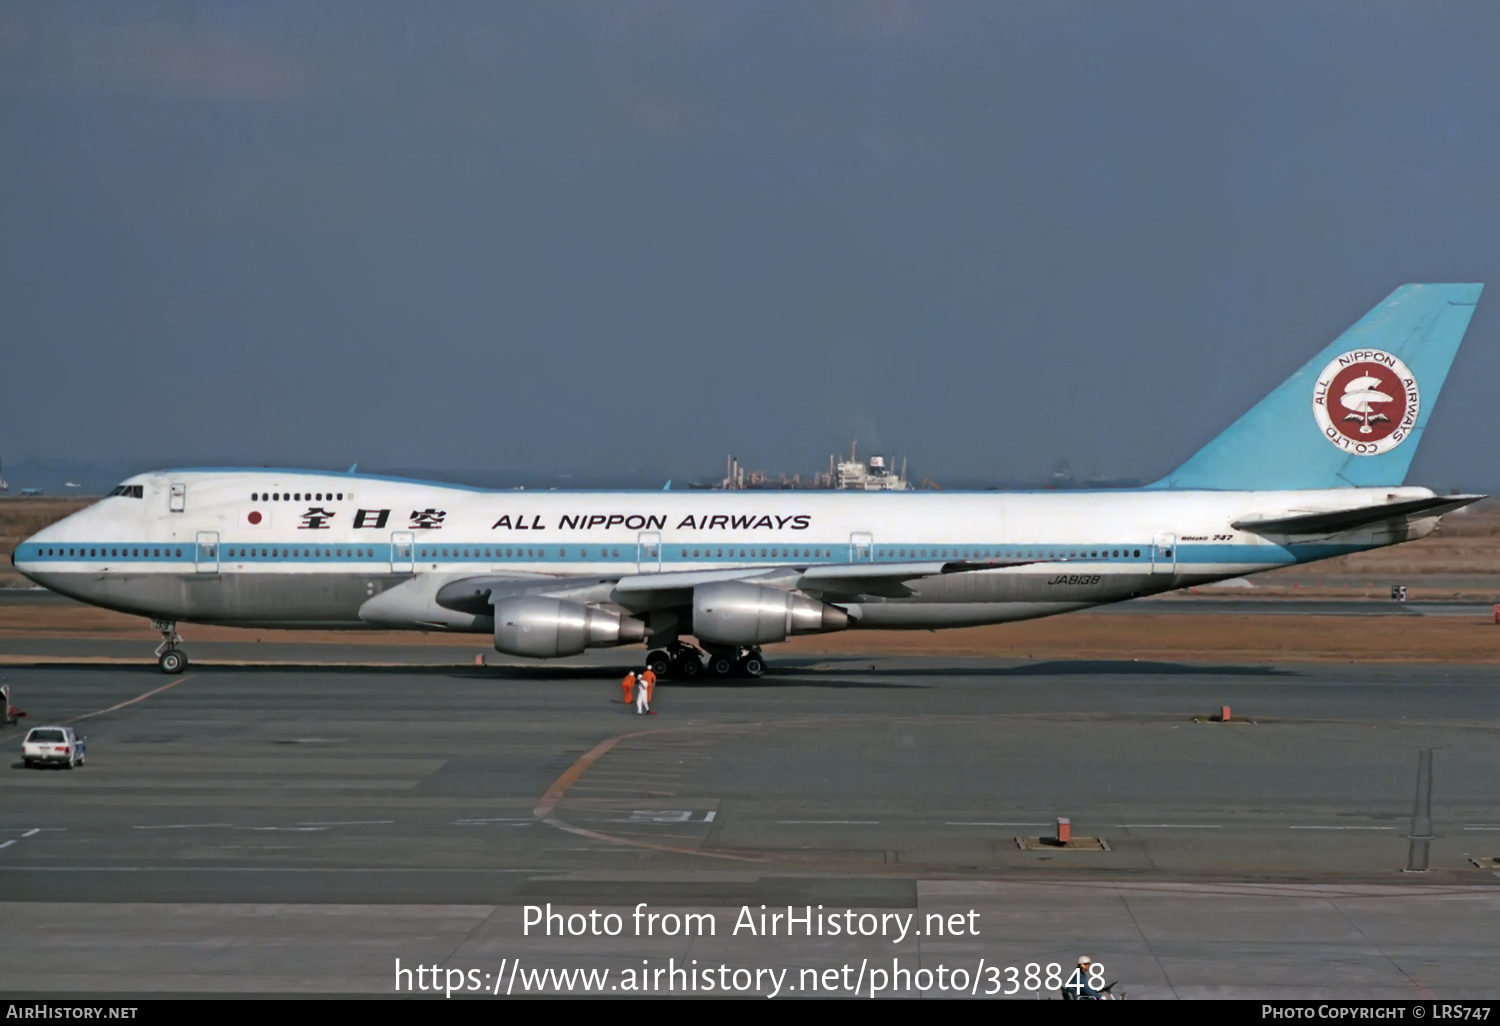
xmin=1289 ymin=826 xmax=1397 ymax=831
xmin=1122 ymin=824 xmax=1224 ymax=829
xmin=453 ymin=817 xmax=533 ymax=825
xmin=947 ymin=821 xmax=1049 ymax=827
xmin=0 ymin=866 xmax=552 ymax=872
xmin=21 ymin=829 xmax=39 ymax=838
xmin=132 ymin=823 xmax=233 ymax=830
xmin=240 ymin=826 xmax=329 ymax=832
xmin=703 ymin=811 xmax=716 ymax=823
xmin=297 ymin=820 xmax=395 ymax=826
xmin=624 ymin=811 xmax=694 ymax=823
xmin=776 ymin=820 xmax=879 ymax=824
xmin=0 ymin=841 xmax=14 ymax=850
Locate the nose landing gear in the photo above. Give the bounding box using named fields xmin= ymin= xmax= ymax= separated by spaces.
xmin=153 ymin=619 xmax=189 ymax=674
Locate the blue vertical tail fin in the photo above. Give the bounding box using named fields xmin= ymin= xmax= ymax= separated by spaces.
xmin=1150 ymin=283 xmax=1482 ymax=490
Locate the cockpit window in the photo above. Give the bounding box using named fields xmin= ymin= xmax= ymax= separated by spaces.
xmin=108 ymin=485 xmax=144 ymax=498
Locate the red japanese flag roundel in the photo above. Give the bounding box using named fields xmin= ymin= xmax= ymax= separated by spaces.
xmin=1312 ymin=350 xmax=1420 ymax=456
xmin=243 ymin=508 xmax=271 ymax=529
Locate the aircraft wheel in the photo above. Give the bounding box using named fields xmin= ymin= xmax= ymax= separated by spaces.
xmin=675 ymin=654 xmax=703 ymax=681
xmin=709 ymin=654 xmax=735 ymax=678
xmin=158 ymin=649 xmax=188 ymax=674
xmin=739 ymin=654 xmax=766 ymax=679
xmin=645 ymin=650 xmax=673 ymax=680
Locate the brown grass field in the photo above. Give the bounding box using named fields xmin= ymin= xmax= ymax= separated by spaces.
xmin=3 ymin=495 xmax=1498 ymax=663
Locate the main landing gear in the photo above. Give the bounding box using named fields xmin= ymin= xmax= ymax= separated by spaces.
xmin=153 ymin=619 xmax=189 ymax=674
xmin=645 ymin=642 xmax=765 ymax=681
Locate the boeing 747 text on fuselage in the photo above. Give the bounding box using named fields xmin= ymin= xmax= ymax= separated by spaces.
xmin=14 ymin=284 xmax=1485 ymax=677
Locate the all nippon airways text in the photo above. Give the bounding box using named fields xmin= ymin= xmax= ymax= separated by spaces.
xmin=522 ymin=903 xmax=980 ymax=941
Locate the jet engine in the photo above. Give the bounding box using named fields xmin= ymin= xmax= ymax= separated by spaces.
xmin=692 ymin=581 xmax=848 ymax=645
xmin=493 ymin=597 xmax=646 ymax=658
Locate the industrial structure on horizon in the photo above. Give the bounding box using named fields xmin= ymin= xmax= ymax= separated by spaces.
xmin=713 ymin=442 xmax=916 ymax=491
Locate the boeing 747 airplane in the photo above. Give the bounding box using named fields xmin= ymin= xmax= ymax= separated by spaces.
xmin=13 ymin=284 xmax=1485 ymax=676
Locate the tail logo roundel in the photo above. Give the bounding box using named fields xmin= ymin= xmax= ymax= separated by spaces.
xmin=1312 ymin=350 xmax=1420 ymax=455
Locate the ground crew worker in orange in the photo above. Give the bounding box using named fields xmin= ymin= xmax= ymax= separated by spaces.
xmin=620 ymin=670 xmax=637 ymax=705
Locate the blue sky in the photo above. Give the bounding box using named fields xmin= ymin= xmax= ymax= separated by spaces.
xmin=3 ymin=2 xmax=1498 ymax=487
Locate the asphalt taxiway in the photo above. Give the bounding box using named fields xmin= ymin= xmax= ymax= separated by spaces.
xmin=3 ymin=649 xmax=1500 ymax=997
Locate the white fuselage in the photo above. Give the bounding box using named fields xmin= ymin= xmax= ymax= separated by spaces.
xmin=13 ymin=469 xmax=1439 ymax=640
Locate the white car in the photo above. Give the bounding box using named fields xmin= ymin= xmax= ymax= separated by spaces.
xmin=22 ymin=726 xmax=85 ymax=769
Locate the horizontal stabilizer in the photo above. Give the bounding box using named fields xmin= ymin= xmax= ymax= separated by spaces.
xmin=1232 ymin=494 xmax=1484 ymax=535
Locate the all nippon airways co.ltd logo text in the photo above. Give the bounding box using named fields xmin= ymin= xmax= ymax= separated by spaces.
xmin=1312 ymin=349 xmax=1420 ymax=456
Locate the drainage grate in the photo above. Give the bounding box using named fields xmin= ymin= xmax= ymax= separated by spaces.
xmin=1015 ymin=836 xmax=1110 ymax=852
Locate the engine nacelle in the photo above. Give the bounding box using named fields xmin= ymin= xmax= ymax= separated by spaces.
xmin=692 ymin=582 xmax=848 ymax=646
xmin=493 ymin=597 xmax=646 ymax=658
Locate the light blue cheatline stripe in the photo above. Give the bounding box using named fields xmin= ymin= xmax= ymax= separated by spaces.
xmin=18 ymin=539 xmax=1364 ymax=568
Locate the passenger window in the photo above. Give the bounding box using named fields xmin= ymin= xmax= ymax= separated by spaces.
xmin=337 ymin=493 xmax=343 ymax=500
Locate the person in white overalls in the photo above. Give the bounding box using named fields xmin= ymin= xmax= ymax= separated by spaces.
xmin=634 ymin=672 xmax=651 ymax=715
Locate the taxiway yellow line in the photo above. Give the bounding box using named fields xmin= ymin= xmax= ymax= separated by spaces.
xmin=62 ymin=675 xmax=191 ymax=725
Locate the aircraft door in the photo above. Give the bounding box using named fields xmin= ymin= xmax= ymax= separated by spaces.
xmin=1151 ymin=532 xmax=1177 ymax=574
xmin=850 ymin=532 xmax=874 ymax=562
xmin=170 ymin=483 xmax=186 ymax=512
xmin=390 ymin=531 xmax=414 ymax=574
xmin=637 ymin=531 xmax=662 ymax=572
xmin=194 ymin=531 xmax=219 ymax=574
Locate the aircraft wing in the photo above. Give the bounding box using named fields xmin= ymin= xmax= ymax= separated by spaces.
xmin=432 ymin=558 xmax=1041 ymax=613
xmin=1231 ymin=494 xmax=1484 ymax=535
